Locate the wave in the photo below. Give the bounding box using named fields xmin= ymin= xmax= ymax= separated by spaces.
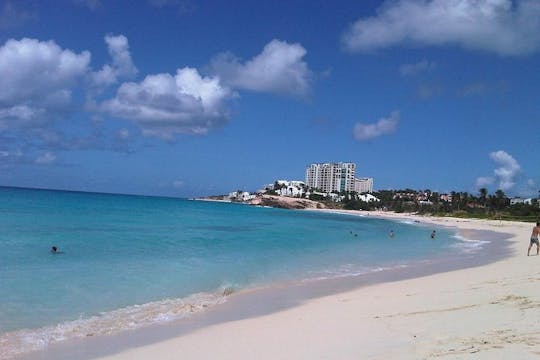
xmin=450 ymin=234 xmax=490 ymax=254
xmin=397 ymin=219 xmax=415 ymax=225
xmin=396 ymin=219 xmax=423 ymax=226
xmin=302 ymin=263 xmax=410 ymax=282
xmin=0 ymin=290 xmax=231 ymax=360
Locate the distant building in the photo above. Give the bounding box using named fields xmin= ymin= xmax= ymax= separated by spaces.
xmin=289 ymin=180 xmax=305 ymax=188
xmin=358 ymin=193 xmax=380 ymax=202
xmin=510 ymin=197 xmax=533 ymax=205
xmin=277 ymin=180 xmax=305 ymax=197
xmin=440 ymin=193 xmax=452 ymax=202
xmin=305 ymin=162 xmax=356 ymax=193
xmin=354 ymin=177 xmax=373 ymax=193
xmin=228 ymin=191 xmax=255 ymax=202
xmin=265 ymin=180 xmax=306 ymax=198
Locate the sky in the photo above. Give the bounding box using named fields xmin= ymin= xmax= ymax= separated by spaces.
xmin=0 ymin=0 xmax=539 ymax=198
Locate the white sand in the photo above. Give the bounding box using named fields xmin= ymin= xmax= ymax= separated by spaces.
xmin=93 ymin=212 xmax=540 ymax=359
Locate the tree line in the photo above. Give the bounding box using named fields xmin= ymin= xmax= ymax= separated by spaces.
xmin=341 ymin=188 xmax=540 ymax=222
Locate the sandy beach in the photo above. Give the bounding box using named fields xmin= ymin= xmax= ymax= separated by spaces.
xmin=30 ymin=211 xmax=540 ymax=359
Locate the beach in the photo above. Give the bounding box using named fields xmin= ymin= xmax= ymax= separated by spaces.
xmin=27 ymin=211 xmax=539 ymax=360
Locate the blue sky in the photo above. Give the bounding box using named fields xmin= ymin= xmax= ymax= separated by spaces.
xmin=0 ymin=0 xmax=539 ymax=197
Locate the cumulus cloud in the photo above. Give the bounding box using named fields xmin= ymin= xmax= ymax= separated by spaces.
xmin=342 ymin=0 xmax=540 ymax=56
xmin=476 ymin=176 xmax=494 ymax=188
xmin=92 ymin=34 xmax=137 ymax=87
xmin=491 ymin=150 xmax=521 ymax=190
xmin=0 ymin=38 xmax=90 ymax=129
xmin=399 ymin=60 xmax=436 ymax=76
xmin=100 ymin=67 xmax=233 ymax=139
xmin=209 ymin=39 xmax=312 ymax=97
xmin=0 ymin=35 xmax=312 ymax=150
xmin=476 ymin=150 xmax=521 ymax=191
xmin=353 ymin=111 xmax=399 ymax=141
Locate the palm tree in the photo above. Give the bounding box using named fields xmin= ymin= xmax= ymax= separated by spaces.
xmin=479 ymin=188 xmax=488 ymax=209
xmin=494 ymin=189 xmax=507 ymax=210
xmin=451 ymin=191 xmax=461 ymax=211
xmin=461 ymin=192 xmax=469 ymax=210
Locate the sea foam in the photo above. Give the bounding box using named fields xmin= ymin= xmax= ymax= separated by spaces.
xmin=0 ymin=291 xmax=227 ymax=360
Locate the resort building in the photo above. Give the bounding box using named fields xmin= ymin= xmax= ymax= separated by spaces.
xmin=228 ymin=191 xmax=255 ymax=202
xmin=354 ymin=177 xmax=373 ymax=194
xmin=439 ymin=193 xmax=452 ymax=202
xmin=358 ymin=193 xmax=380 ymax=202
xmin=276 ymin=180 xmax=306 ymax=197
xmin=260 ymin=180 xmax=306 ymax=198
xmin=305 ymin=162 xmax=356 ymax=193
xmin=510 ymin=197 xmax=534 ymax=205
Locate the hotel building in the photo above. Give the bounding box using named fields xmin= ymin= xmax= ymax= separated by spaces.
xmin=305 ymin=162 xmax=356 ymax=193
xmin=354 ymin=177 xmax=373 ymax=194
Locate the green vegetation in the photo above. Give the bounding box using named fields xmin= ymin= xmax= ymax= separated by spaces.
xmin=308 ymin=193 xmax=326 ymax=202
xmin=340 ymin=188 xmax=540 ymax=222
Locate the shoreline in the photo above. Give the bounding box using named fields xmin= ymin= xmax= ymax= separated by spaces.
xmin=18 ymin=211 xmax=536 ymax=359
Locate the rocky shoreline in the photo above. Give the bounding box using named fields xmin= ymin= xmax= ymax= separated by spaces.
xmin=196 ymin=194 xmax=326 ymax=210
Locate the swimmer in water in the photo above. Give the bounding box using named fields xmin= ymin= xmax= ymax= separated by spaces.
xmin=50 ymin=246 xmax=64 ymax=254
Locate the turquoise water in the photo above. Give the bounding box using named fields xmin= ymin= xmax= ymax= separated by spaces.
xmin=0 ymin=187 xmax=485 ymax=356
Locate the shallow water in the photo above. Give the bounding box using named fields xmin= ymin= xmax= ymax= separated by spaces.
xmin=0 ymin=187 xmax=490 ymax=358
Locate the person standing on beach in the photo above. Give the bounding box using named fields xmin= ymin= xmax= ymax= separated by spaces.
xmin=527 ymin=222 xmax=540 ymax=256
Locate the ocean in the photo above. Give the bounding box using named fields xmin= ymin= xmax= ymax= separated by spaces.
xmin=0 ymin=186 xmax=493 ymax=358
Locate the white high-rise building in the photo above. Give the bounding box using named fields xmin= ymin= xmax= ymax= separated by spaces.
xmin=354 ymin=177 xmax=373 ymax=194
xmin=305 ymin=162 xmax=356 ymax=193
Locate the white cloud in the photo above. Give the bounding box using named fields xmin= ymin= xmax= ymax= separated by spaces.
xmin=0 ymin=105 xmax=47 ymax=130
xmin=490 ymin=150 xmax=520 ymax=190
xmin=342 ymin=0 xmax=540 ymax=56
xmin=92 ymin=34 xmax=137 ymax=87
xmin=353 ymin=111 xmax=399 ymax=141
xmin=477 ymin=150 xmax=521 ymax=191
xmin=209 ymin=39 xmax=312 ymax=97
xmin=476 ymin=176 xmax=494 ymax=188
xmin=399 ymin=60 xmax=436 ymax=76
xmin=35 ymin=152 xmax=56 ymax=165
xmin=0 ymin=38 xmax=90 ymax=129
xmin=101 ymin=67 xmax=233 ymax=139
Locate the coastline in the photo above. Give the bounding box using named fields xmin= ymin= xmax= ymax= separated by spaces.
xmin=19 ymin=211 xmax=539 ymax=359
